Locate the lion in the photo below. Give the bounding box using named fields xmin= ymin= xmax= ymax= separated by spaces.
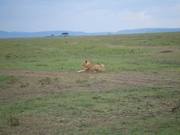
xmin=78 ymin=60 xmax=105 ymax=73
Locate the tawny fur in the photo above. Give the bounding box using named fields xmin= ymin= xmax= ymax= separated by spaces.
xmin=78 ymin=60 xmax=105 ymax=73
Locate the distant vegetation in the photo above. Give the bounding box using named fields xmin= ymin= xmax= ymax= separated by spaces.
xmin=0 ymin=28 xmax=180 ymax=38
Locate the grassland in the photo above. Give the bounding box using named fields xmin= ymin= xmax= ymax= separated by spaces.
xmin=0 ymin=32 xmax=180 ymax=135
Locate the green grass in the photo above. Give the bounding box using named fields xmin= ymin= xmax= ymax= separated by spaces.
xmin=0 ymin=87 xmax=180 ymax=135
xmin=0 ymin=32 xmax=180 ymax=72
xmin=0 ymin=75 xmax=18 ymax=88
xmin=0 ymin=75 xmax=10 ymax=83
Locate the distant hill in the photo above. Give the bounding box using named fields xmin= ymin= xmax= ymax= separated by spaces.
xmin=0 ymin=28 xmax=180 ymax=38
xmin=117 ymin=28 xmax=180 ymax=34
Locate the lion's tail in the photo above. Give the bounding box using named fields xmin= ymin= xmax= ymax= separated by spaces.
xmin=100 ymin=64 xmax=104 ymax=67
xmin=100 ymin=64 xmax=105 ymax=71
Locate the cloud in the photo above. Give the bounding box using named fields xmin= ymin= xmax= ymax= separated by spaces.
xmin=0 ymin=0 xmax=180 ymax=32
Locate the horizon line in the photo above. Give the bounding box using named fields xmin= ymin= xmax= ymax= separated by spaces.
xmin=1 ymin=27 xmax=180 ymax=33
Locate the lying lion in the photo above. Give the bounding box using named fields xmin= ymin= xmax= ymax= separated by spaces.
xmin=78 ymin=60 xmax=105 ymax=73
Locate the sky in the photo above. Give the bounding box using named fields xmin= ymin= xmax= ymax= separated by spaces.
xmin=0 ymin=0 xmax=180 ymax=32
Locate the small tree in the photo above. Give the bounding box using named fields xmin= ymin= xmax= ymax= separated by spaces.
xmin=62 ymin=32 xmax=69 ymax=37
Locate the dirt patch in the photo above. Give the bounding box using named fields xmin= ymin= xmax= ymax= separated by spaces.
xmin=0 ymin=69 xmax=179 ymax=103
xmin=0 ymin=69 xmax=179 ymax=88
xmin=0 ymin=69 xmax=64 ymax=78
xmin=160 ymin=50 xmax=173 ymax=53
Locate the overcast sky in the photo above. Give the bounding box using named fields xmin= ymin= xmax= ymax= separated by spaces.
xmin=0 ymin=0 xmax=180 ymax=32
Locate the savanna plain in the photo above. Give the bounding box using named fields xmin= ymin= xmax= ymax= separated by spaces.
xmin=0 ymin=33 xmax=180 ymax=135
